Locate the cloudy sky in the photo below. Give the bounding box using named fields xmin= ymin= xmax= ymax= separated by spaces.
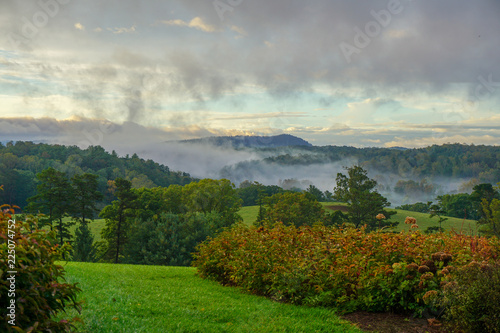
xmin=1 ymin=0 xmax=499 ymax=148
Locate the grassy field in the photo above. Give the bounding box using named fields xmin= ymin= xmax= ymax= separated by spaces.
xmin=239 ymin=202 xmax=478 ymax=235
xmin=57 ymin=262 xmax=362 ymax=333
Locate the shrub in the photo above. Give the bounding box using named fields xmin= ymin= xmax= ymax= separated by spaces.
xmin=441 ymin=262 xmax=500 ymax=332
xmin=0 ymin=205 xmax=81 ymax=332
xmin=193 ymin=223 xmax=500 ymax=316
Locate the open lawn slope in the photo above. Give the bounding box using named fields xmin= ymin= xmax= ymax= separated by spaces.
xmin=59 ymin=262 xmax=362 ymax=333
xmin=239 ymin=203 xmax=478 ymax=234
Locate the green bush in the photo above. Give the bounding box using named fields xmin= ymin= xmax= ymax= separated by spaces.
xmin=0 ymin=205 xmax=81 ymax=332
xmin=442 ymin=261 xmax=500 ymax=332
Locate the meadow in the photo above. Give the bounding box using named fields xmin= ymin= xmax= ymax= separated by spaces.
xmin=239 ymin=203 xmax=478 ymax=234
xmin=62 ymin=202 xmax=477 ymax=244
xmin=57 ymin=262 xmax=362 ymax=333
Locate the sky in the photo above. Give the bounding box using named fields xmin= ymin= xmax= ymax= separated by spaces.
xmin=1 ymin=0 xmax=499 ymax=148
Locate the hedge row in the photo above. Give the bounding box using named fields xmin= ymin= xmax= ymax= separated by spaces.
xmin=193 ymin=224 xmax=500 ymax=316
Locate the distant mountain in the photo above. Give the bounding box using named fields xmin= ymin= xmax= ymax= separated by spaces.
xmin=179 ymin=134 xmax=313 ymax=148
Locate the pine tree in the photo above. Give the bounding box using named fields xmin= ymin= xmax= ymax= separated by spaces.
xmin=26 ymin=168 xmax=74 ymax=245
xmin=73 ymin=222 xmax=96 ymax=262
xmin=100 ymin=178 xmax=138 ymax=263
xmin=333 ymin=165 xmax=397 ymax=231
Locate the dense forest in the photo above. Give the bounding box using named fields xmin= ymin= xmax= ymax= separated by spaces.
xmin=0 ymin=141 xmax=195 ymax=208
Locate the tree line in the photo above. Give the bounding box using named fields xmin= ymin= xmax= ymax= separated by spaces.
xmin=0 ymin=141 xmax=195 ymax=208
xmin=223 ymin=143 xmax=500 ymax=187
xmin=22 ymin=170 xmax=243 ymax=265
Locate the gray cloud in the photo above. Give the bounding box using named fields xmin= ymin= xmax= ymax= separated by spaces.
xmin=1 ymin=0 xmax=499 ymax=145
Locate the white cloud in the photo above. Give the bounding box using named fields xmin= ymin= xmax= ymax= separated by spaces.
xmin=230 ymin=25 xmax=247 ymax=37
xmin=107 ymin=25 xmax=136 ymax=34
xmin=74 ymin=23 xmax=85 ymax=31
xmin=160 ymin=17 xmax=217 ymax=33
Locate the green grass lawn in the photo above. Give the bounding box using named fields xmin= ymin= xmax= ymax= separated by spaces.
xmin=239 ymin=202 xmax=478 ymax=235
xmin=57 ymin=262 xmax=362 ymax=333
xmin=68 ymin=218 xmax=106 ymax=242
xmin=239 ymin=205 xmax=260 ymax=226
xmin=387 ymin=208 xmax=477 ymax=234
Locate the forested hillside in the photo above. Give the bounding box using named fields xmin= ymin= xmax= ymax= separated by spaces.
xmin=0 ymin=141 xmax=195 ymax=208
xmin=1 ymin=141 xmax=499 ymax=209
xmin=255 ymin=144 xmax=500 ymax=181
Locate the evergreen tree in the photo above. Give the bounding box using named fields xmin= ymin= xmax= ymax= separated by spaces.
xmin=100 ymin=178 xmax=138 ymax=263
xmin=333 ymin=165 xmax=396 ymax=231
xmin=70 ymin=173 xmax=103 ymax=262
xmin=73 ymin=222 xmax=96 ymax=262
xmin=26 ymin=168 xmax=74 ymax=246
xmin=71 ymin=173 xmax=103 ymax=224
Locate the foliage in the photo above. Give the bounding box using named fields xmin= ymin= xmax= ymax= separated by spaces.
xmin=470 ymin=183 xmax=500 ymax=220
xmin=333 ymin=165 xmax=397 ymax=230
xmin=0 ymin=206 xmax=81 ymax=332
xmin=396 ymin=202 xmax=431 ymax=213
xmin=70 ymin=173 xmax=103 ymax=262
xmin=182 ymin=179 xmax=242 ymax=226
xmin=441 ymin=262 xmax=500 ymax=332
xmin=437 ymin=193 xmax=478 ymax=220
xmin=70 ymin=173 xmax=103 ymax=225
xmin=26 ymin=167 xmax=74 ymax=246
xmin=256 ymin=192 xmax=327 ymax=227
xmin=236 ymin=181 xmax=285 ymax=206
xmin=479 ymin=198 xmax=500 ymax=238
xmin=305 ymin=184 xmax=326 ymax=202
xmin=99 ymin=178 xmax=242 ymax=265
xmin=73 ymin=222 xmax=97 ymax=262
xmin=0 ymin=141 xmax=196 ymax=209
xmin=125 ymin=212 xmax=229 ymax=266
xmin=193 ymin=224 xmax=500 ymax=317
xmin=394 ymin=179 xmax=435 ymax=199
xmin=99 ymin=178 xmax=138 ymax=263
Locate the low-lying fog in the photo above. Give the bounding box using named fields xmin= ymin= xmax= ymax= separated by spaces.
xmin=124 ymin=141 xmax=467 ymax=208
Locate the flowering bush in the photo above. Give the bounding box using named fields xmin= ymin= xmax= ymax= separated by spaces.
xmin=193 ymin=223 xmax=500 ymax=317
xmin=440 ymin=261 xmax=500 ymax=332
xmin=0 ymin=205 xmax=81 ymax=332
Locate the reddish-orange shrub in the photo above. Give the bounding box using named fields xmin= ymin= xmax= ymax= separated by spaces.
xmin=0 ymin=205 xmax=81 ymax=332
xmin=193 ymin=224 xmax=500 ymax=315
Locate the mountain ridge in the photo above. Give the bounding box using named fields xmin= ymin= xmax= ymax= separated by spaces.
xmin=178 ymin=134 xmax=313 ymax=148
